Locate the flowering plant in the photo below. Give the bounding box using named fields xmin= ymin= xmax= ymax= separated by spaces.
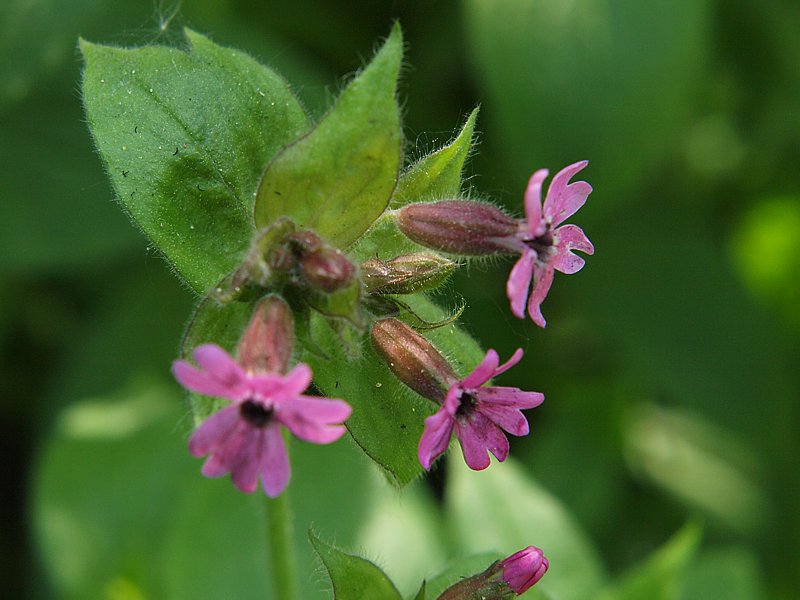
xmin=77 ymin=23 xmax=602 ymax=599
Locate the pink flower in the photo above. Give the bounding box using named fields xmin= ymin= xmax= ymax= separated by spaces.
xmin=499 ymin=546 xmax=549 ymax=594
xmin=173 ymin=344 xmax=351 ymax=497
xmin=417 ymin=348 xmax=544 ymax=471
xmin=507 ymin=160 xmax=594 ymax=327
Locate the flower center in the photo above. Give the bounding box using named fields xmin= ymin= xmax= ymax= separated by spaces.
xmin=524 ymin=229 xmax=554 ymax=258
xmin=455 ymin=391 xmax=478 ymax=418
xmin=240 ymin=400 xmax=274 ymax=427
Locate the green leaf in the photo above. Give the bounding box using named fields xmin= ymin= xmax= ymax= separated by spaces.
xmin=254 ymin=24 xmax=403 ymax=248
xmin=412 ymin=581 xmax=426 ymax=600
xmin=447 ymin=456 xmax=607 ymax=600
xmin=597 ymin=523 xmax=701 ymax=600
xmin=392 ymin=107 xmax=479 ymax=207
xmin=681 ymin=547 xmax=766 ymax=600
xmin=310 ymin=531 xmax=403 ymax=600
xmin=80 ymin=29 xmax=310 ymax=293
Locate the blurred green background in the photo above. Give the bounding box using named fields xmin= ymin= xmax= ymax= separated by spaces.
xmin=2 ymin=0 xmax=799 ymax=598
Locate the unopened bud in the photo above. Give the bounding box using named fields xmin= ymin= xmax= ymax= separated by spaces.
xmin=371 ymin=318 xmax=457 ymax=402
xmin=237 ymin=295 xmax=294 ymax=374
xmin=397 ymin=201 xmax=518 ymax=255
xmin=498 ymin=546 xmax=548 ymax=595
xmin=361 ymin=252 xmax=456 ymax=295
xmin=436 ymin=546 xmax=548 ymax=599
xmin=300 ymin=247 xmax=356 ymax=293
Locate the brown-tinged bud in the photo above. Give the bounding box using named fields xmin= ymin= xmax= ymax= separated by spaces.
xmin=237 ymin=295 xmax=294 ymax=374
xmin=361 ymin=252 xmax=456 ymax=295
xmin=371 ymin=318 xmax=457 ymax=402
xmin=300 ymin=247 xmax=356 ymax=293
xmin=397 ymin=201 xmax=519 ymax=255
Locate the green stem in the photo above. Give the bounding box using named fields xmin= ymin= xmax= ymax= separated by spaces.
xmin=265 ymin=438 xmax=298 ymax=600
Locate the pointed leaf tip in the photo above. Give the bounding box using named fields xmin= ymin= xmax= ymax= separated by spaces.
xmin=254 ymin=24 xmax=403 ymax=248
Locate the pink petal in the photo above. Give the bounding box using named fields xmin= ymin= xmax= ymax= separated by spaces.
xmin=477 ymin=404 xmax=530 ymax=436
xmin=193 ymin=344 xmax=248 ymax=389
xmin=543 ymin=160 xmax=590 ymax=227
xmin=188 ymin=405 xmax=241 ymax=457
xmin=461 ymin=349 xmax=500 ymax=389
xmin=476 ymin=386 xmax=545 ymax=410
xmin=230 ymin=429 xmax=262 ymax=493
xmin=278 ymin=363 xmax=313 ymax=395
xmin=553 ymin=224 xmax=593 ymax=274
xmin=527 ymin=265 xmax=554 ymax=328
xmin=250 ymin=366 xmax=311 ymax=402
xmin=506 ymin=250 xmax=535 ymax=319
xmin=261 ymin=426 xmax=291 ymax=497
xmin=199 ymin=422 xmax=248 ymax=477
xmin=524 ymin=169 xmax=548 ymax=235
xmin=278 ymin=397 xmax=351 ymax=444
xmin=456 ymin=413 xmax=510 ymax=470
xmin=442 ymin=385 xmax=463 ymax=416
xmin=173 ymin=360 xmax=243 ymax=400
xmin=492 ymin=348 xmax=524 ymax=377
xmin=200 ymin=454 xmax=230 ymax=478
xmin=418 ymin=408 xmax=455 ymax=470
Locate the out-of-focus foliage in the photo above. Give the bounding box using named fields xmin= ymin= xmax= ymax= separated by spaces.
xmin=2 ymin=0 xmax=798 ymax=599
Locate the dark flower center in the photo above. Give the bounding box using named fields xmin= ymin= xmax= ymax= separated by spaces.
xmin=455 ymin=392 xmax=478 ymax=418
xmin=240 ymin=400 xmax=274 ymax=427
xmin=524 ymin=230 xmax=554 ymax=257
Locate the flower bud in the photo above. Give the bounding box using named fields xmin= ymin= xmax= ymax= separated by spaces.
xmin=300 ymin=247 xmax=356 ymax=293
xmin=361 ymin=252 xmax=456 ymax=295
xmin=436 ymin=546 xmax=548 ymax=599
xmin=397 ymin=201 xmax=519 ymax=255
xmin=498 ymin=546 xmax=549 ymax=595
xmin=237 ymin=295 xmax=294 ymax=374
xmin=371 ymin=318 xmax=457 ymax=402
xmin=284 ymin=230 xmax=356 ymax=293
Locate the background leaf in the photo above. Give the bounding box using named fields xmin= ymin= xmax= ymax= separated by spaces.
xmin=447 ymin=456 xmax=607 ymax=600
xmin=597 ymin=523 xmax=701 ymax=600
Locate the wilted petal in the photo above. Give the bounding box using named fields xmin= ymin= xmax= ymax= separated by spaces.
xmin=261 ymin=426 xmax=291 ymax=497
xmin=507 ymin=250 xmax=535 ymax=319
xmin=543 ymin=160 xmax=590 ymax=227
xmin=418 ymin=408 xmax=455 ymax=469
xmin=279 ymin=396 xmax=351 ymax=444
xmin=461 ymin=349 xmax=500 ymax=389
xmin=524 ymin=169 xmax=548 ymax=235
xmin=527 ymin=265 xmax=554 ymax=328
xmin=188 ymin=405 xmax=241 ymax=457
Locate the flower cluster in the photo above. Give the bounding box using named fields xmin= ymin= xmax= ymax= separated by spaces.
xmin=170 ymin=162 xmax=590 ymax=596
